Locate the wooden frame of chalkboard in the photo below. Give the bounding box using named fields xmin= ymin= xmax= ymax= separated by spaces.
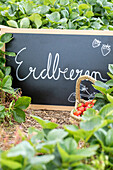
xmin=1 ymin=27 xmax=113 ymax=111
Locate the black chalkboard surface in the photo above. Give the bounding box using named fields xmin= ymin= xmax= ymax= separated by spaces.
xmin=3 ymin=29 xmax=113 ymax=107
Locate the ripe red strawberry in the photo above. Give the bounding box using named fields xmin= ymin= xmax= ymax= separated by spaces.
xmin=73 ymin=110 xmax=82 ymax=116
xmin=73 ymin=99 xmax=96 ymax=117
xmin=73 ymin=109 xmax=77 ymax=112
xmin=92 ymin=100 xmax=96 ymax=104
xmin=78 ymin=102 xmax=84 ymax=107
xmin=85 ymin=101 xmax=90 ymax=107
xmin=88 ymin=103 xmax=94 ymax=108
xmin=78 ymin=106 xmax=85 ymax=113
xmin=90 ymin=104 xmax=94 ymax=108
xmin=84 ymin=106 xmax=91 ymax=111
xmin=87 ymin=104 xmax=92 ymax=107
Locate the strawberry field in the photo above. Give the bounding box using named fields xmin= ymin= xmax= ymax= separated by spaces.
xmin=1 ymin=0 xmax=113 ymax=30
xmin=1 ymin=0 xmax=113 ymax=170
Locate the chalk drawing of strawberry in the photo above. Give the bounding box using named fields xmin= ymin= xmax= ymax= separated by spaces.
xmin=68 ymin=84 xmax=96 ymax=103
xmin=92 ymin=39 xmax=101 ymax=48
xmin=101 ymin=44 xmax=111 ymax=56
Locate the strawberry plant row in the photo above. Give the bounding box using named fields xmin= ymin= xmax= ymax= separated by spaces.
xmin=0 ymin=33 xmax=31 ymax=124
xmin=0 ymin=0 xmax=113 ymax=30
xmin=1 ymin=102 xmax=113 ymax=169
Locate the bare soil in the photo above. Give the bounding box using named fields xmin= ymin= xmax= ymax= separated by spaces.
xmin=0 ymin=109 xmax=79 ymax=150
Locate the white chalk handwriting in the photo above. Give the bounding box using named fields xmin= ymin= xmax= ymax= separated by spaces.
xmin=15 ymin=47 xmax=107 ymax=82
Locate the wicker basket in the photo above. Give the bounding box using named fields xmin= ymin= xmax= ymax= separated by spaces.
xmin=70 ymin=75 xmax=96 ymax=121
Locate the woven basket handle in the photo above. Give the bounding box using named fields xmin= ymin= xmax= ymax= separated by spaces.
xmin=75 ymin=75 xmax=96 ymax=107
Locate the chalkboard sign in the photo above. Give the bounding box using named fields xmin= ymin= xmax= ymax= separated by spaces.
xmin=1 ymin=28 xmax=113 ymax=109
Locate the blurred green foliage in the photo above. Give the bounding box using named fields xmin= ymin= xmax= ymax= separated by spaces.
xmin=0 ymin=0 xmax=113 ymax=30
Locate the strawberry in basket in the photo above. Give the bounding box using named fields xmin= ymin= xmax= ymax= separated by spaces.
xmin=70 ymin=75 xmax=96 ymax=120
xmin=73 ymin=100 xmax=96 ymax=117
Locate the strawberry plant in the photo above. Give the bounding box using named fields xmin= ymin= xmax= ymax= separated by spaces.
xmin=0 ymin=115 xmax=99 ymax=169
xmin=0 ymin=33 xmax=31 ymax=123
xmin=93 ymin=64 xmax=113 ymax=110
xmin=1 ymin=0 xmax=113 ymax=30
xmin=1 ymin=103 xmax=113 ymax=169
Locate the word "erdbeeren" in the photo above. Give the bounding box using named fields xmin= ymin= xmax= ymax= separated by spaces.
xmin=15 ymin=47 xmax=107 ymax=82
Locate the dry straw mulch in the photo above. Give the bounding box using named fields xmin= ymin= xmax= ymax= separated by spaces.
xmin=0 ymin=109 xmax=79 ymax=150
